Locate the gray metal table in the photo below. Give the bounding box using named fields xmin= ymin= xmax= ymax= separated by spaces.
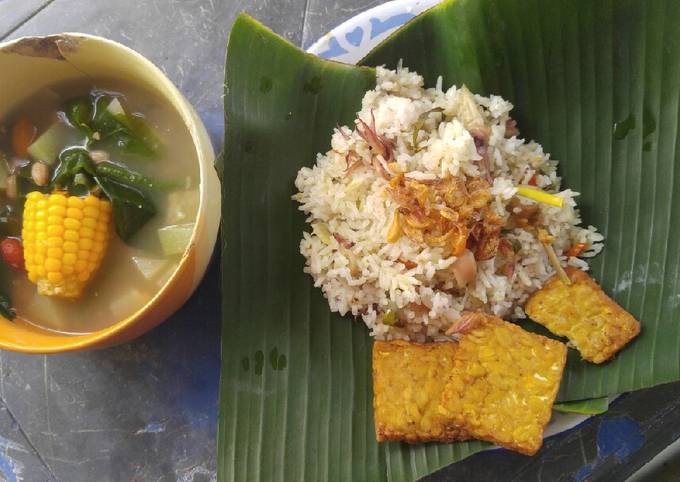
xmin=0 ymin=1 xmax=679 ymax=481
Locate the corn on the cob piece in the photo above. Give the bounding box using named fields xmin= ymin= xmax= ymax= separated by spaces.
xmin=525 ymin=266 xmax=640 ymax=364
xmin=440 ymin=314 xmax=567 ymax=455
xmin=22 ymin=191 xmax=111 ymax=298
xmin=373 ymin=340 xmax=467 ymax=443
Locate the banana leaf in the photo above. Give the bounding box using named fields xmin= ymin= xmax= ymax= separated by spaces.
xmin=220 ymin=0 xmax=680 ymax=479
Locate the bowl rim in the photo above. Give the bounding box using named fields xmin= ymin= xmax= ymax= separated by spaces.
xmin=0 ymin=32 xmax=220 ymax=352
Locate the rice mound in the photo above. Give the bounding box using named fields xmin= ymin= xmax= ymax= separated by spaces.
xmin=293 ymin=66 xmax=602 ymax=341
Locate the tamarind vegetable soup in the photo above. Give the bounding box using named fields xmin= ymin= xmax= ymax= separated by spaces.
xmin=0 ymin=79 xmax=200 ymax=334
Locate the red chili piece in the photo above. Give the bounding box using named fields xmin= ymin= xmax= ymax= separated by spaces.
xmin=1 ymin=238 xmax=24 ymax=271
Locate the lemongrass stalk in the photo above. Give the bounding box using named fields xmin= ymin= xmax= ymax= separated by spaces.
xmin=516 ymin=185 xmax=564 ymax=208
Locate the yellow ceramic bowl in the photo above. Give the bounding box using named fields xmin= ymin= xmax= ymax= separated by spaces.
xmin=0 ymin=33 xmax=221 ymax=353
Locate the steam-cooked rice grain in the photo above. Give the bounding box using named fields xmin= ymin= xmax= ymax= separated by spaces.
xmin=294 ymin=67 xmax=602 ymax=340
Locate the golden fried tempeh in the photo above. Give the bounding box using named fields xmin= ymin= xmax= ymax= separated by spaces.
xmin=440 ymin=315 xmax=567 ymax=455
xmin=525 ymin=266 xmax=640 ymax=364
xmin=372 ymin=340 xmax=467 ymax=443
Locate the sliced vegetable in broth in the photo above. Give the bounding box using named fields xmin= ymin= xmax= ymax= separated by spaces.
xmin=132 ymin=255 xmax=170 ymax=281
xmin=27 ymin=121 xmax=82 ymax=165
xmin=158 ymin=223 xmax=194 ymax=256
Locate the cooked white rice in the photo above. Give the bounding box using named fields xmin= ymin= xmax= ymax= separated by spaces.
xmin=293 ymin=66 xmax=603 ymax=341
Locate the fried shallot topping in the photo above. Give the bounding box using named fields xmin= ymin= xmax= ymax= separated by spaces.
xmin=505 ymin=118 xmax=519 ymax=138
xmin=506 ymin=197 xmax=542 ymax=230
xmin=386 ymin=174 xmax=505 ymax=260
xmin=444 ymin=311 xmax=485 ymax=336
xmin=356 ymin=110 xmax=394 ymax=179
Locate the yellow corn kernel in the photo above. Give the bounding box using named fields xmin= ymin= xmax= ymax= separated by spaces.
xmin=45 ymin=258 xmax=61 ymax=272
xmin=47 ymin=248 xmax=63 ymax=259
xmin=84 ymin=196 xmax=99 ymax=207
xmin=47 ymin=236 xmax=62 ymax=248
xmin=67 ymin=196 xmax=84 ymax=209
xmin=66 ymin=207 xmax=83 ymax=220
xmin=81 ymin=217 xmax=97 ymax=229
xmin=50 ymin=194 xmax=67 ymax=206
xmin=64 ymin=218 xmax=81 ymax=230
xmin=47 ymin=205 xmax=66 ymax=217
xmin=22 ymin=192 xmax=111 ymax=299
xmin=47 ymin=225 xmax=64 ymax=237
xmin=83 ymin=206 xmax=99 ymax=218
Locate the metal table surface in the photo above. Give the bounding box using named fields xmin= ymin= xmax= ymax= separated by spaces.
xmin=0 ymin=1 xmax=679 ymax=481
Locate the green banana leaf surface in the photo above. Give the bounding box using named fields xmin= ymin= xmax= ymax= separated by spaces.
xmin=220 ymin=0 xmax=680 ymax=479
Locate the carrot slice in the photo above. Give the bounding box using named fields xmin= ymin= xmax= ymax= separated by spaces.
xmin=11 ymin=118 xmax=37 ymax=158
xmin=566 ymin=242 xmax=587 ymax=257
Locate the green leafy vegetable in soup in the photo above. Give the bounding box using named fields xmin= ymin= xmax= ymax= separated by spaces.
xmin=66 ymin=93 xmax=161 ymax=158
xmin=95 ymin=174 xmax=156 ymax=242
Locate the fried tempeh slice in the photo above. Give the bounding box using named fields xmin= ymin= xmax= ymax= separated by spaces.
xmin=439 ymin=314 xmax=567 ymax=455
xmin=525 ymin=266 xmax=641 ymax=364
xmin=372 ymin=340 xmax=467 ymax=443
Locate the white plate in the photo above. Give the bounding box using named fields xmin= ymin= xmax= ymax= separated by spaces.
xmin=308 ymin=0 xmax=441 ymax=63
xmin=308 ymin=0 xmax=596 ymax=449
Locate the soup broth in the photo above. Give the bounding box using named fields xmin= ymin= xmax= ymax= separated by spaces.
xmin=0 ymin=79 xmax=199 ymax=334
